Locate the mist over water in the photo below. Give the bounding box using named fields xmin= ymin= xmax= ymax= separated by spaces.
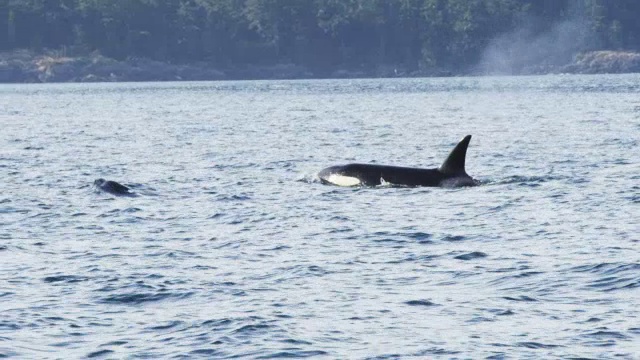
xmin=477 ymin=13 xmax=591 ymax=75
xmin=1 ymin=76 xmax=639 ymax=358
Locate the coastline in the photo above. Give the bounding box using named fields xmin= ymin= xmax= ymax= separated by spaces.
xmin=1 ymin=49 xmax=639 ymax=84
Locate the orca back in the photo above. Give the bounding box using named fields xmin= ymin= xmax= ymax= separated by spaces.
xmin=318 ymin=135 xmax=476 ymax=188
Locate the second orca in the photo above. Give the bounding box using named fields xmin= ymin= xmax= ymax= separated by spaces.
xmin=94 ymin=178 xmax=136 ymax=196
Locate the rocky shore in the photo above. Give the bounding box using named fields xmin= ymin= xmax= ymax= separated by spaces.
xmin=1 ymin=49 xmax=639 ymax=83
xmin=559 ymin=51 xmax=640 ymax=74
xmin=521 ymin=50 xmax=640 ymax=75
xmin=0 ymin=49 xmax=313 ymax=83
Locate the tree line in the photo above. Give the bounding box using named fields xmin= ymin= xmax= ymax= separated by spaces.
xmin=2 ymin=0 xmax=639 ymax=74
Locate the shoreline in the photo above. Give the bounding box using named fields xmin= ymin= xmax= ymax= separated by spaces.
xmin=1 ymin=49 xmax=639 ymax=84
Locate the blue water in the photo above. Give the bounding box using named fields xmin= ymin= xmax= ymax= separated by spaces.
xmin=1 ymin=75 xmax=639 ymax=359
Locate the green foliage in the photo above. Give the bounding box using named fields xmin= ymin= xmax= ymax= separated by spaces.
xmin=2 ymin=0 xmax=640 ymax=72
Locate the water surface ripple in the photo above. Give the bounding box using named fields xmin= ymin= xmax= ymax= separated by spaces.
xmin=1 ymin=75 xmax=639 ymax=358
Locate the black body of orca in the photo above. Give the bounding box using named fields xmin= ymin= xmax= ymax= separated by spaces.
xmin=94 ymin=178 xmax=135 ymax=196
xmin=318 ymin=135 xmax=477 ymax=187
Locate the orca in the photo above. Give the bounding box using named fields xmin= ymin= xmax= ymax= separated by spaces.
xmin=318 ymin=135 xmax=477 ymax=187
xmin=94 ymin=178 xmax=136 ymax=196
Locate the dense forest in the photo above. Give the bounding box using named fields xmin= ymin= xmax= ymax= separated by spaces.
xmin=1 ymin=0 xmax=640 ymax=77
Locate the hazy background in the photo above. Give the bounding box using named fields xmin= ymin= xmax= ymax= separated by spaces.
xmin=2 ymin=0 xmax=640 ymax=76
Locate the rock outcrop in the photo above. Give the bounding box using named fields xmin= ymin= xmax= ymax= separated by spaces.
xmin=561 ymin=51 xmax=640 ymax=74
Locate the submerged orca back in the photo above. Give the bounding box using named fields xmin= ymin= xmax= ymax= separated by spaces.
xmin=438 ymin=135 xmax=471 ymax=176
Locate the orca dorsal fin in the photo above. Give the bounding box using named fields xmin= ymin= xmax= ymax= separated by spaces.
xmin=439 ymin=135 xmax=472 ymax=175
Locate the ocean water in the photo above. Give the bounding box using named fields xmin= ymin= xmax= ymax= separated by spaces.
xmin=1 ymin=75 xmax=639 ymax=359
